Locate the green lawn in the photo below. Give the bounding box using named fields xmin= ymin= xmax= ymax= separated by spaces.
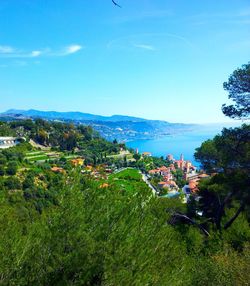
xmin=110 ymin=168 xmax=142 ymax=181
xmin=107 ymin=169 xmax=149 ymax=194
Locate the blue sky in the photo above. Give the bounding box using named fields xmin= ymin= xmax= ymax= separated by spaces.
xmin=0 ymin=0 xmax=249 ymax=123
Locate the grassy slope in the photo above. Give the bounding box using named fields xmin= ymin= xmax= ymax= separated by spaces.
xmin=107 ymin=169 xmax=150 ymax=194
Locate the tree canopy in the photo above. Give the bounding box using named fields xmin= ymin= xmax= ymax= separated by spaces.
xmin=222 ymin=63 xmax=250 ymax=119
xmin=194 ymin=124 xmax=250 ymax=231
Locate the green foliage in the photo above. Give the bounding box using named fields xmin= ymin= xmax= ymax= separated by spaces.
xmin=194 ymin=124 xmax=250 ymax=231
xmin=0 ymin=167 xmax=248 ymax=284
xmin=172 ymin=169 xmax=187 ymax=188
xmin=6 ymin=161 xmax=18 ymax=175
xmin=0 ymin=165 xmax=5 ymax=176
xmin=0 ymin=108 xmax=249 ymax=284
xmin=222 ymin=62 xmax=250 ymax=119
xmin=0 ymin=154 xmax=7 ymax=165
xmin=133 ymin=153 xmax=141 ymax=161
xmin=4 ymin=176 xmax=22 ymax=190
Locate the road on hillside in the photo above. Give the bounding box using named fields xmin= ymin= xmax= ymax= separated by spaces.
xmin=139 ymin=171 xmax=158 ymax=196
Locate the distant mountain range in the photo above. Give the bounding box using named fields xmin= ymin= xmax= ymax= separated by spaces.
xmin=1 ymin=109 xmax=197 ymax=141
xmin=3 ymin=109 xmax=150 ymax=122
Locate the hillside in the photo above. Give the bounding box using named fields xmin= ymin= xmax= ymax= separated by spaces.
xmin=1 ymin=109 xmax=196 ymax=141
xmin=0 ymin=119 xmax=249 ymax=285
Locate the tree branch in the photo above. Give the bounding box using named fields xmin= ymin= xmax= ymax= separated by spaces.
xmin=215 ymin=191 xmax=233 ymax=231
xmin=224 ymin=202 xmax=245 ymax=230
xmin=168 ymin=212 xmax=210 ymax=236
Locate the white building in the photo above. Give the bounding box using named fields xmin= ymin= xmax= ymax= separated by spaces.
xmin=0 ymin=137 xmax=22 ymax=149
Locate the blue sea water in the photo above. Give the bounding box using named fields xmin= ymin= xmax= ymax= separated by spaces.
xmin=126 ymin=123 xmax=241 ymax=166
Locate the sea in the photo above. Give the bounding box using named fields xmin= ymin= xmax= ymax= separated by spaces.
xmin=126 ymin=123 xmax=242 ymax=166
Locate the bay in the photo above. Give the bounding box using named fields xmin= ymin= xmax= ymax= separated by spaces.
xmin=126 ymin=123 xmax=242 ymax=166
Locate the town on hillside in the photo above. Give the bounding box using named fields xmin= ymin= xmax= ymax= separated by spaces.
xmin=145 ymin=153 xmax=210 ymax=201
xmin=0 ymin=130 xmax=209 ymax=204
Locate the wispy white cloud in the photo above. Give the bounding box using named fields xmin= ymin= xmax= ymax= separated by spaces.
xmin=0 ymin=48 xmax=45 ymax=58
xmin=133 ymin=44 xmax=155 ymax=51
xmin=31 ymin=50 xmax=42 ymax=57
xmin=107 ymin=33 xmax=195 ymax=51
xmin=0 ymin=44 xmax=83 ymax=59
xmin=65 ymin=44 xmax=82 ymax=54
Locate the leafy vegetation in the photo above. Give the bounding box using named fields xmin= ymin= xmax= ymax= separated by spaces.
xmin=0 ymin=168 xmax=249 ymax=285
xmin=0 ymin=63 xmax=249 ymax=285
xmin=222 ymin=62 xmax=250 ymax=119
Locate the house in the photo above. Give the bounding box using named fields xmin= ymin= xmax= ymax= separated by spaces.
xmin=189 ymin=180 xmax=199 ymax=193
xmin=51 ymin=166 xmax=65 ymax=174
xmin=158 ymin=166 xmax=171 ymax=176
xmin=198 ymin=173 xmax=210 ymax=179
xmin=149 ymin=166 xmax=171 ymax=177
xmin=149 ymin=169 xmax=159 ymax=175
xmin=163 ymin=173 xmax=173 ymax=181
xmin=185 ymin=173 xmax=200 ymax=181
xmin=70 ymin=158 xmax=84 ymax=167
xmin=85 ymin=165 xmax=93 ymax=172
xmin=182 ymin=180 xmax=198 ymax=199
xmin=100 ymin=183 xmax=109 ymax=188
xmin=164 ymin=180 xmax=177 ymax=189
xmin=142 ymin=152 xmax=152 ymax=157
xmin=0 ymin=137 xmax=23 ymax=149
xmin=158 ymin=180 xmax=177 ymax=189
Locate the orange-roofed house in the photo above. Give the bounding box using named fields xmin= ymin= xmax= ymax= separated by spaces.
xmin=158 ymin=166 xmax=170 ymax=176
xmin=85 ymin=165 xmax=93 ymax=171
xmin=149 ymin=169 xmax=159 ymax=175
xmin=159 ymin=166 xmax=168 ymax=171
xmin=198 ymin=173 xmax=210 ymax=179
xmin=165 ymin=180 xmax=177 ymax=188
xmin=70 ymin=158 xmax=85 ymax=167
xmin=142 ymin=152 xmax=152 ymax=157
xmin=51 ymin=166 xmax=65 ymax=174
xmin=158 ymin=180 xmax=177 ymax=189
xmin=100 ymin=183 xmax=109 ymax=188
xmin=189 ymin=180 xmax=199 ymax=193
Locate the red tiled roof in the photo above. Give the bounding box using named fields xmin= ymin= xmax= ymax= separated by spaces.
xmin=199 ymin=173 xmax=209 ymax=178
xmin=51 ymin=166 xmax=64 ymax=173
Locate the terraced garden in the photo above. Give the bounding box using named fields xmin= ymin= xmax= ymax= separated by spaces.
xmin=24 ymin=150 xmax=80 ymax=163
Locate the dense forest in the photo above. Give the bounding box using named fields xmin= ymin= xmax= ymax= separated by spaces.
xmin=0 ymin=63 xmax=249 ymax=285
